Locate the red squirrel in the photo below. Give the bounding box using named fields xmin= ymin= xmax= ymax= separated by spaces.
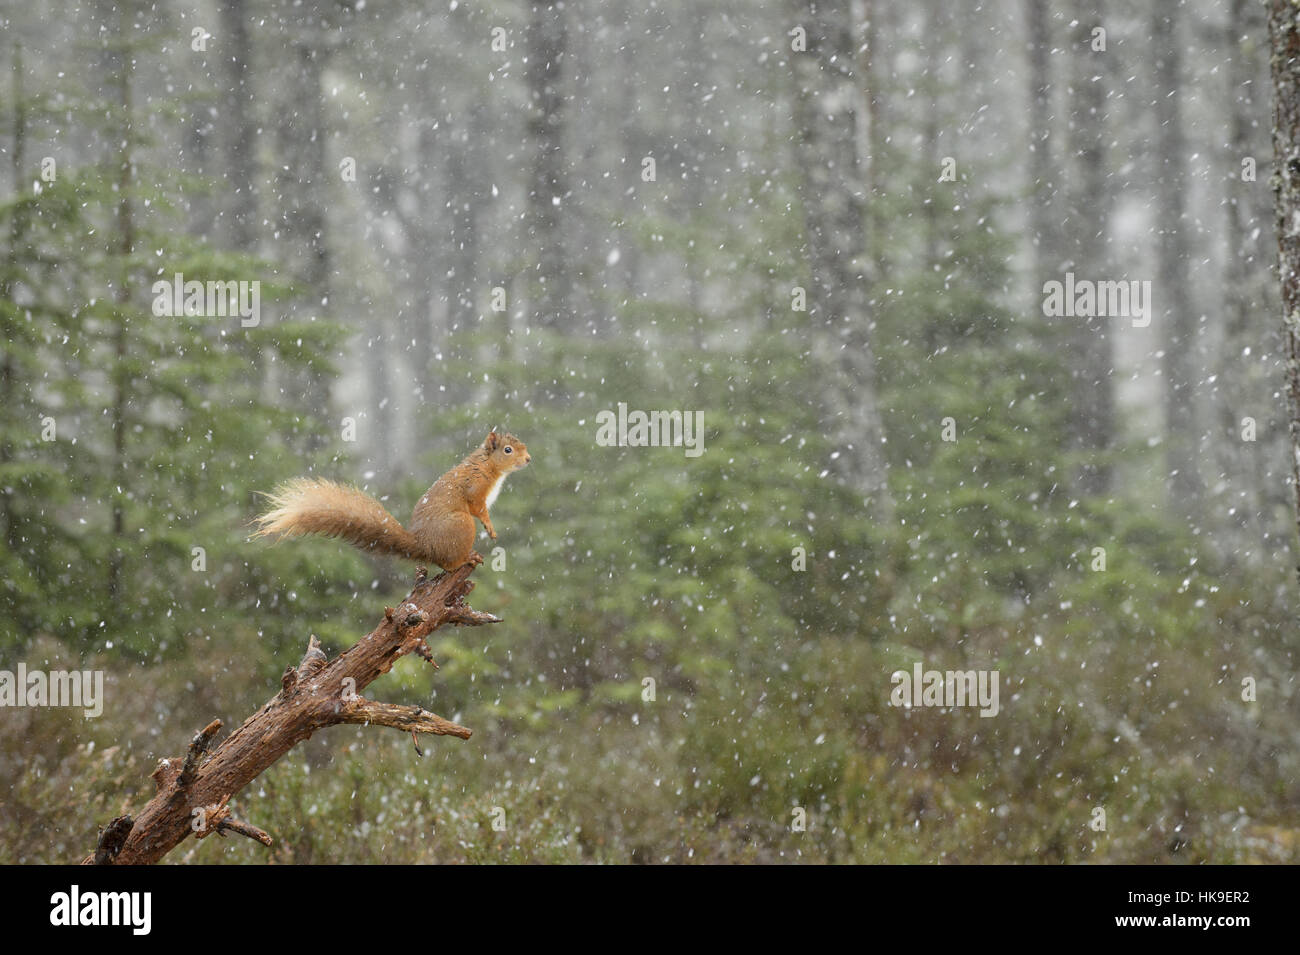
xmin=254 ymin=430 xmax=530 ymax=571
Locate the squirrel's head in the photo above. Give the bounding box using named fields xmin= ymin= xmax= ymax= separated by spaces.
xmin=483 ymin=429 xmax=530 ymax=472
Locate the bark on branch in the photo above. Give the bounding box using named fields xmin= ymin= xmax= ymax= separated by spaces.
xmin=81 ymin=564 xmax=494 ymax=865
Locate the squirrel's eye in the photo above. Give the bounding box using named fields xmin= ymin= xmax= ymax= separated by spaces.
xmin=504 ymin=446 xmax=513 ymax=454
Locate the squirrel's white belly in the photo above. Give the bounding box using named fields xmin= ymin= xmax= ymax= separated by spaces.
xmin=485 ymin=474 xmax=505 ymax=509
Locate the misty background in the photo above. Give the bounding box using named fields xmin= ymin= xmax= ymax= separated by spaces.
xmin=0 ymin=0 xmax=1296 ymax=863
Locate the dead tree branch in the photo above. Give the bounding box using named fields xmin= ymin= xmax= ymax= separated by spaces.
xmin=82 ymin=564 xmax=493 ymax=865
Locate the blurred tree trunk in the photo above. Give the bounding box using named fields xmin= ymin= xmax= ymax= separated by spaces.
xmin=789 ymin=0 xmax=891 ymax=508
xmin=1064 ymin=2 xmax=1114 ymax=496
xmin=1217 ymin=0 xmax=1268 ymax=561
xmin=1025 ymin=0 xmax=1057 ymax=280
xmin=220 ymin=0 xmax=258 ymax=250
xmin=446 ymin=109 xmax=483 ymax=339
xmin=1268 ymin=0 xmax=1300 ymax=589
xmin=525 ymin=1 xmax=570 ymax=332
xmin=612 ymin=0 xmax=645 ymax=310
xmin=217 ymin=0 xmax=269 ymax=497
xmin=408 ymin=117 xmax=440 ymax=374
xmin=921 ymin=2 xmax=942 ymax=279
xmin=186 ymin=100 xmax=214 ymax=237
xmin=861 ymin=0 xmax=888 ymax=281
xmin=683 ymin=3 xmax=709 ymax=351
xmin=107 ymin=17 xmax=134 ymax=611
xmin=1154 ymin=0 xmax=1202 ymax=505
xmin=274 ymin=12 xmax=334 ymax=449
xmin=1 ymin=43 xmax=26 ymax=559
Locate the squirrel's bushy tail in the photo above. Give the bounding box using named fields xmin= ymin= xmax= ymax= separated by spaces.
xmin=253 ymin=478 xmax=429 ymax=562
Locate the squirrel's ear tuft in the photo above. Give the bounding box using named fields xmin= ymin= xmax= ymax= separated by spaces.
xmin=485 ymin=429 xmax=500 ymax=450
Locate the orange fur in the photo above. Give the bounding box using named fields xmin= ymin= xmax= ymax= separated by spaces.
xmin=254 ymin=431 xmax=530 ymax=572
xmin=254 ymin=477 xmax=434 ymax=563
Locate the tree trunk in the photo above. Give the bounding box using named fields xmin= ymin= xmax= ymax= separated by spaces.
xmin=862 ymin=0 xmax=888 ymax=281
xmin=1 ymin=42 xmax=26 ymax=558
xmin=1025 ymin=0 xmax=1057 ymax=280
xmin=1268 ymin=0 xmax=1300 ymax=591
xmin=1065 ymin=1 xmax=1115 ymax=496
xmin=107 ymin=16 xmax=134 ymax=609
xmin=444 ymin=104 xmax=487 ymax=360
xmin=274 ymin=15 xmax=333 ymax=448
xmin=1155 ymin=0 xmax=1202 ymax=505
xmin=789 ymin=0 xmax=892 ymax=509
xmin=220 ymin=0 xmax=258 ymax=250
xmin=525 ymin=1 xmax=570 ymax=332
xmin=1217 ymin=0 xmax=1269 ymax=560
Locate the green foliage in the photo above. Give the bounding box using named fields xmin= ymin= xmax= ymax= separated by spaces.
xmin=0 ymin=33 xmax=351 ymax=661
xmin=2 ymin=3 xmax=1299 ymax=867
